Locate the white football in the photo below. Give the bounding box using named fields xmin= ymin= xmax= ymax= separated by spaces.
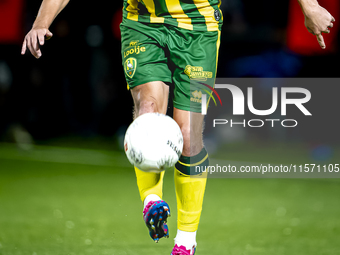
xmin=124 ymin=113 xmax=183 ymax=172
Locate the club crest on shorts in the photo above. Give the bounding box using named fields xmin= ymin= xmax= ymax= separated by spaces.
xmin=124 ymin=57 xmax=137 ymax=78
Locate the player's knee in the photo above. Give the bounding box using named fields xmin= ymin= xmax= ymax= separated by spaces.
xmin=135 ymin=99 xmax=160 ymax=117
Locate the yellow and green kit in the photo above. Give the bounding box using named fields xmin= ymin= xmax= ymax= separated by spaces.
xmin=121 ymin=0 xmax=222 ymax=112
xmin=122 ymin=1 xmax=219 ymax=233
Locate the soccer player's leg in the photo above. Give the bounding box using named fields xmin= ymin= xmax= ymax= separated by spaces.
xmin=131 ymin=82 xmax=172 ymax=242
xmin=172 ymin=108 xmax=208 ymax=254
xmin=167 ymin=25 xmax=221 ymax=254
xmin=121 ymin=20 xmax=173 ymax=242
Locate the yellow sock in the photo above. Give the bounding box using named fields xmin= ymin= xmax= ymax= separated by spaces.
xmin=134 ymin=166 xmax=164 ymax=202
xmin=174 ymin=148 xmax=209 ymax=232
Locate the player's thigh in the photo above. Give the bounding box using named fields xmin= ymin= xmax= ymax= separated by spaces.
xmin=121 ymin=21 xmax=172 ymax=117
xmin=170 ymin=28 xmax=220 ymax=156
xmin=173 ymin=107 xmax=204 ymax=157
xmin=131 ymin=81 xmax=169 ymax=117
xmin=168 ymin=28 xmax=221 ymax=113
xmin=120 ymin=20 xmax=172 ymax=89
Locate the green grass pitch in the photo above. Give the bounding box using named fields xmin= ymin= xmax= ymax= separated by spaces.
xmin=0 ymin=142 xmax=340 ymax=255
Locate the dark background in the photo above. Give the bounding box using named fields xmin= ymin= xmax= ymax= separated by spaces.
xmin=0 ymin=0 xmax=339 ymax=144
